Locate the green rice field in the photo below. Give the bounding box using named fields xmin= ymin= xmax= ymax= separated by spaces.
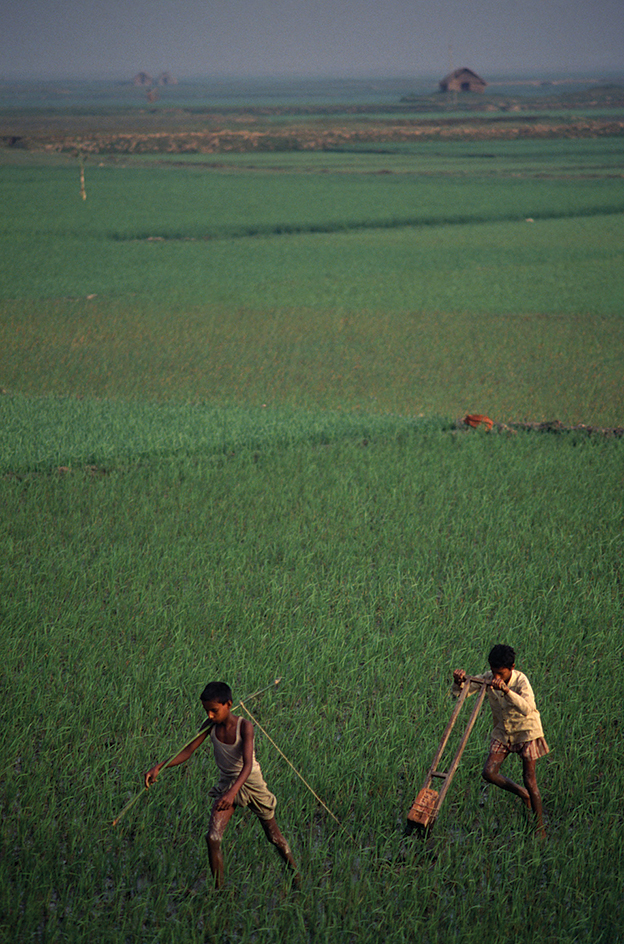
xmin=1 ymin=135 xmax=624 ymax=423
xmin=1 ymin=115 xmax=623 ymax=942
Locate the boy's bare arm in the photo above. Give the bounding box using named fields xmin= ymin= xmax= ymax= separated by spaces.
xmin=451 ymin=668 xmax=466 ymax=698
xmin=145 ymin=729 xmax=210 ymax=788
xmin=214 ymin=719 xmax=255 ymax=811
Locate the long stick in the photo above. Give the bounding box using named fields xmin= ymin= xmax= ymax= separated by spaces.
xmin=240 ymin=700 xmax=341 ymax=825
xmin=112 ymin=678 xmax=284 ymax=827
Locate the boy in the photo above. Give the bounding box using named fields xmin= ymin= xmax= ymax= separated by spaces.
xmin=145 ymin=681 xmax=298 ymax=888
xmin=453 ymin=644 xmax=548 ymax=836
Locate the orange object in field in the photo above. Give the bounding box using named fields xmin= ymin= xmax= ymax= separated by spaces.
xmin=464 ymin=414 xmax=493 ymax=431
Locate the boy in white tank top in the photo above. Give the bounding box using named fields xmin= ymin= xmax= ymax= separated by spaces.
xmin=145 ymin=681 xmax=298 ymax=888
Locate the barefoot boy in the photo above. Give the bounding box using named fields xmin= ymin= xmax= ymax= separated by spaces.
xmin=453 ymin=644 xmax=549 ymax=836
xmin=145 ymin=681 xmax=298 ymax=888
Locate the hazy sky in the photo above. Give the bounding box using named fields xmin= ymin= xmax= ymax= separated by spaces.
xmin=2 ymin=0 xmax=623 ymax=80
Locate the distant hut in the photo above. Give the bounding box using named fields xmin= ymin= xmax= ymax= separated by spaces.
xmin=157 ymin=72 xmax=178 ymax=86
xmin=133 ymin=72 xmax=153 ymax=87
xmin=439 ymin=68 xmax=487 ymax=93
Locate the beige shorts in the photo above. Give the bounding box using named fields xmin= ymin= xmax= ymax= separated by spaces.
xmin=209 ymin=776 xmax=277 ymax=822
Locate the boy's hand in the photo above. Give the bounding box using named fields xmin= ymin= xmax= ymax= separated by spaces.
xmin=215 ymin=789 xmax=237 ymax=812
xmin=491 ymin=677 xmax=509 ymax=693
xmin=453 ymin=669 xmax=466 ymax=685
xmin=145 ymin=764 xmax=162 ymax=788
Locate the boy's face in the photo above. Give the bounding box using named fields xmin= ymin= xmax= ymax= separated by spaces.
xmin=491 ymin=665 xmax=514 ymax=684
xmin=202 ymin=698 xmax=232 ymax=724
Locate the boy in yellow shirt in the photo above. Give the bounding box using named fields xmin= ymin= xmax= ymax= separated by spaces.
xmin=453 ymin=644 xmax=548 ymax=836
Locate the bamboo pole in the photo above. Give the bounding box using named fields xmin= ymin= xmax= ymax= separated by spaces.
xmin=240 ymin=699 xmax=341 ymax=825
xmin=78 ymin=154 xmax=87 ymax=201
xmin=112 ymin=678 xmax=284 ymax=827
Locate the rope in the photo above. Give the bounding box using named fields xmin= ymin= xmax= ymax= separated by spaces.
xmin=239 ymin=699 xmax=342 ymax=827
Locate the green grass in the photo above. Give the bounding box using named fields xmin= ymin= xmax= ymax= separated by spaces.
xmin=1 ymin=295 xmax=622 ymax=424
xmin=1 ymin=131 xmax=624 ymax=942
xmin=137 ymin=136 xmax=624 ymax=175
xmin=4 ymin=213 xmax=624 ymax=320
xmin=1 ymin=140 xmax=624 ymax=424
xmin=1 ymin=408 xmax=622 ymax=942
xmin=0 ymin=396 xmax=435 ymax=473
xmin=2 ymin=158 xmax=624 ymax=245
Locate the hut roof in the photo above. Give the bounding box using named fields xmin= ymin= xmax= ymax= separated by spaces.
xmin=439 ymin=68 xmax=487 ymax=92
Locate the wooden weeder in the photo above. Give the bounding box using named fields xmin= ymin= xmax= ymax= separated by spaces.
xmin=406 ymin=676 xmax=489 ymax=834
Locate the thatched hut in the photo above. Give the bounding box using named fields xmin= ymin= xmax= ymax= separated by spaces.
xmin=157 ymin=72 xmax=178 ymax=86
xmin=439 ymin=68 xmax=487 ymax=93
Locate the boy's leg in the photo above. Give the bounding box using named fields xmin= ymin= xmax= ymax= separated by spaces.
xmin=259 ymin=816 xmax=299 ymax=877
xmin=522 ymin=757 xmax=546 ymax=836
xmin=206 ymin=803 xmax=235 ymax=889
xmin=482 ymin=750 xmax=531 ymax=806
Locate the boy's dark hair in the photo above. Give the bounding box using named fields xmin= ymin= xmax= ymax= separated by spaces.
xmin=488 ymin=644 xmax=515 ymax=669
xmin=200 ymin=681 xmax=233 ymax=704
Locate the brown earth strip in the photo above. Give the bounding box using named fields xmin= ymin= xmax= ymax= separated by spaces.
xmin=2 ymin=117 xmax=624 ymax=155
xmin=458 ymin=417 xmax=624 ymax=438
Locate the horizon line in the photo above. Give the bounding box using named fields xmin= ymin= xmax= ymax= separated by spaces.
xmin=2 ymin=68 xmax=623 ymax=84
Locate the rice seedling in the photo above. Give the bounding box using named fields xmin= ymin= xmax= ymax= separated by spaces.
xmin=1 ymin=126 xmax=622 ymax=942
xmin=1 ymin=137 xmax=623 ymax=425
xmin=1 ymin=401 xmax=622 ymax=941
